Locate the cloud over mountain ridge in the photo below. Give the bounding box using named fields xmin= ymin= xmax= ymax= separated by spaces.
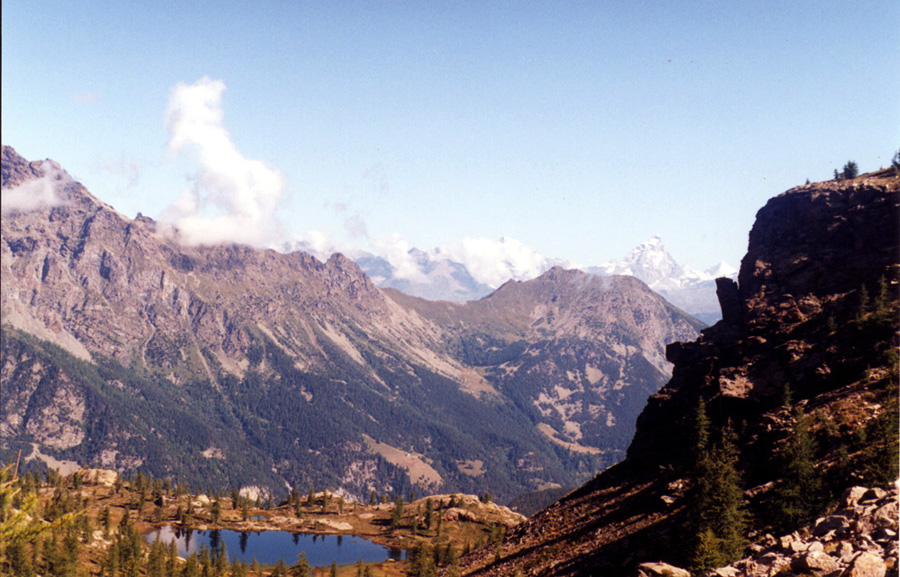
xmin=345 ymin=233 xmax=734 ymax=321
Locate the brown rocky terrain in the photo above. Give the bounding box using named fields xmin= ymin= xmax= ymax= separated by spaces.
xmin=1 ymin=145 xmax=701 ymax=502
xmin=451 ymin=171 xmax=900 ymax=576
xmin=706 ymin=484 xmax=898 ymax=577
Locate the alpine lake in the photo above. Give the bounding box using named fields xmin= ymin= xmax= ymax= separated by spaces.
xmin=144 ymin=526 xmax=406 ymax=567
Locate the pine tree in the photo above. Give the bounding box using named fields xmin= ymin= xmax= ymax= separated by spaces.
xmin=692 ymin=528 xmax=726 ymax=575
xmin=166 ymin=540 xmax=179 ymax=576
xmin=198 ymin=543 xmax=212 ymax=577
xmin=425 ymin=497 xmax=434 ymax=530
xmin=687 ymin=423 xmax=748 ymax=573
xmin=147 ymin=538 xmax=167 ymax=577
xmin=445 ymin=545 xmax=458 ymax=573
xmin=230 ymin=559 xmax=247 ymax=577
xmin=289 ymin=552 xmax=312 ymax=577
xmin=771 ymin=407 xmax=824 ymax=532
xmin=856 ymin=285 xmax=871 ymax=323
xmin=212 ymin=498 xmax=222 ymax=524
xmin=59 ymin=529 xmax=81 ymax=577
xmin=863 ymin=384 xmax=900 ymax=485
xmin=182 ymin=553 xmax=202 ymax=577
xmin=215 ymin=541 xmax=230 ymax=576
xmin=390 ymin=496 xmax=404 ymax=531
xmin=873 ymin=276 xmax=889 ymax=315
xmin=5 ymin=539 xmax=34 ymax=577
xmin=1 ymin=462 xmax=81 ymax=577
xmin=271 ymin=559 xmax=288 ymax=577
xmin=690 ymin=398 xmax=711 ymax=469
xmin=409 ymin=542 xmax=436 ymax=577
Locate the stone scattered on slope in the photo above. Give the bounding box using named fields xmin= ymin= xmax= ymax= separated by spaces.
xmin=703 ymin=483 xmax=898 ymax=577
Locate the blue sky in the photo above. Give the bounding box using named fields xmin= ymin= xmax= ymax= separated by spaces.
xmin=3 ymin=1 xmax=898 ymax=278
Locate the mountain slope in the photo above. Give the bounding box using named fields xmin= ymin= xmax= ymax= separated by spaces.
xmin=0 ymin=145 xmax=701 ymax=501
xmin=453 ymin=170 xmax=900 ymax=576
xmin=387 ymin=269 xmax=705 ymax=458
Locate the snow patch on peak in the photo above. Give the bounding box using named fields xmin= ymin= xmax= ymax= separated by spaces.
xmin=621 ymin=236 xmax=685 ymax=285
xmin=705 ymin=261 xmax=738 ymax=278
xmin=585 ymin=237 xmax=736 ymax=322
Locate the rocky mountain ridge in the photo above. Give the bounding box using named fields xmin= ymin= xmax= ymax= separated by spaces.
xmin=451 ymin=170 xmax=899 ymax=576
xmin=350 ymin=234 xmax=733 ymax=322
xmin=0 ymin=145 xmax=702 ymax=502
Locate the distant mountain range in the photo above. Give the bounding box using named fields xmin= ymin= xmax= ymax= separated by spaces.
xmin=0 ymin=145 xmax=703 ymax=502
xmin=354 ymin=248 xmax=495 ymax=303
xmin=348 ymin=235 xmax=735 ymax=324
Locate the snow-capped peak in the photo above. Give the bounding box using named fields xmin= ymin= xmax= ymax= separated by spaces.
xmin=619 ymin=236 xmax=685 ymax=286
xmin=584 ymin=237 xmax=737 ymax=322
xmin=705 ymin=261 xmax=738 ymax=278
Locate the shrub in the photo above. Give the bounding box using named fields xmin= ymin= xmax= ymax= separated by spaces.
xmin=842 ymin=161 xmax=859 ymax=179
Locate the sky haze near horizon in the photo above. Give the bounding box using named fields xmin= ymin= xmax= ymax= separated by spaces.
xmin=3 ymin=1 xmax=898 ymax=282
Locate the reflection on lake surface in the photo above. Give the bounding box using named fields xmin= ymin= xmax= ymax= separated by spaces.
xmin=144 ymin=526 xmax=405 ymax=566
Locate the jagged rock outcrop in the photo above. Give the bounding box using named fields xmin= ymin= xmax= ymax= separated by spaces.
xmin=452 ymin=171 xmax=899 ymax=576
xmin=628 ymin=172 xmax=899 ymax=473
xmin=716 ymin=277 xmax=743 ymax=327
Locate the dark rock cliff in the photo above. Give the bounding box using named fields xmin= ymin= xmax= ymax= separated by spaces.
xmin=628 ymin=174 xmax=899 ymax=474
xmin=454 ymin=171 xmax=899 ymax=576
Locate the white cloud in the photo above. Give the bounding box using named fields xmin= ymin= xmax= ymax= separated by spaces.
xmin=363 ymin=234 xmax=569 ymax=289
xmin=371 ymin=234 xmax=429 ymax=283
xmin=1 ymin=161 xmax=70 ymax=215
xmin=436 ymin=236 xmax=558 ymax=288
xmin=279 ymin=230 xmax=361 ymax=262
xmin=160 ymin=77 xmax=285 ymax=246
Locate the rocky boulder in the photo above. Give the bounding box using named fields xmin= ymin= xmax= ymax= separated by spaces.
xmin=706 ymin=483 xmax=898 ymax=577
xmin=78 ymin=468 xmax=118 ymax=487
